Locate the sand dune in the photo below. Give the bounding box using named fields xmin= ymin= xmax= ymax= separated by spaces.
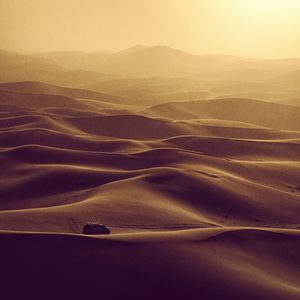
xmin=0 ymin=50 xmax=66 ymax=82
xmin=145 ymin=98 xmax=300 ymax=130
xmin=0 ymin=89 xmax=91 ymax=110
xmin=2 ymin=48 xmax=300 ymax=109
xmin=2 ymin=229 xmax=300 ymax=300
xmin=0 ymin=80 xmax=300 ymax=299
xmin=0 ymin=81 xmax=124 ymax=104
xmin=269 ymin=69 xmax=300 ymax=89
xmin=1 ymin=104 xmax=300 ymax=223
xmin=79 ymin=73 xmax=300 ymax=105
xmin=280 ymin=99 xmax=300 ymax=107
xmin=164 ymin=135 xmax=300 ymax=160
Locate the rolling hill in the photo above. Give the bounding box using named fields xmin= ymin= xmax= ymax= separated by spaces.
xmin=144 ymin=98 xmax=300 ymax=131
xmin=0 ymin=81 xmax=124 ymax=104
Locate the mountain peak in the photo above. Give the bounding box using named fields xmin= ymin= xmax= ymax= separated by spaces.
xmin=117 ymin=45 xmax=149 ymax=55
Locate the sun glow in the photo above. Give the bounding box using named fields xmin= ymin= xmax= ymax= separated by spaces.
xmin=231 ymin=0 xmax=300 ymax=16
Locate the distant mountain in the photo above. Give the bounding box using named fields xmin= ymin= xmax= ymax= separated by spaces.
xmin=2 ymin=46 xmax=300 ymax=87
xmin=29 ymin=46 xmax=265 ymax=77
xmin=35 ymin=45 xmax=300 ymax=78
xmin=94 ymin=45 xmax=244 ymax=77
xmin=114 ymin=45 xmax=149 ymax=56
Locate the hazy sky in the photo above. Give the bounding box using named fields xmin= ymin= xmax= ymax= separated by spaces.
xmin=1 ymin=0 xmax=300 ymax=58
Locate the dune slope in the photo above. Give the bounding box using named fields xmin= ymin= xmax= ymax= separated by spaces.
xmin=0 ymin=86 xmax=299 ymax=299
xmin=145 ymin=98 xmax=300 ymax=131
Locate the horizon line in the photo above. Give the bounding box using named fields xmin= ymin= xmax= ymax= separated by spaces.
xmin=1 ymin=44 xmax=300 ymax=61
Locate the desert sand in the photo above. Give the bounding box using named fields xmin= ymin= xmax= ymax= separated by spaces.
xmin=1 ymin=48 xmax=300 ymax=300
